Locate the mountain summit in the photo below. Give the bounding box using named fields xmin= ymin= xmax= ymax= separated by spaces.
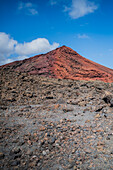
xmin=0 ymin=45 xmax=113 ymax=82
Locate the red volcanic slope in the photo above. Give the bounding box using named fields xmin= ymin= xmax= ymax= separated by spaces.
xmin=1 ymin=45 xmax=113 ymax=82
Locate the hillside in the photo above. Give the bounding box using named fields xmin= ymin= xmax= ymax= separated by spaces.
xmin=1 ymin=46 xmax=113 ymax=82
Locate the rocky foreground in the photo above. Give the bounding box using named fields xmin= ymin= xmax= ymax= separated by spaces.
xmin=0 ymin=71 xmax=113 ymax=169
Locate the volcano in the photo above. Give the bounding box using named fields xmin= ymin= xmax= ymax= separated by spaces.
xmin=0 ymin=45 xmax=113 ymax=82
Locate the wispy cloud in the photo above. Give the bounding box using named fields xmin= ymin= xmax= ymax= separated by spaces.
xmin=50 ymin=0 xmax=57 ymax=5
xmin=65 ymin=0 xmax=98 ymax=19
xmin=0 ymin=32 xmax=59 ymax=65
xmin=18 ymin=2 xmax=38 ymax=15
xmin=49 ymin=0 xmax=69 ymax=6
xmin=77 ymin=33 xmax=90 ymax=39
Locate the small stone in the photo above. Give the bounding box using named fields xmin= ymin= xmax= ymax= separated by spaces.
xmin=27 ymin=140 xmax=32 ymax=145
xmin=40 ymin=140 xmax=45 ymax=145
xmin=97 ymin=141 xmax=105 ymax=146
xmin=63 ymin=108 xmax=73 ymax=113
xmin=73 ymin=165 xmax=77 ymax=170
xmin=45 ymin=132 xmax=50 ymax=137
xmin=106 ymin=136 xmax=110 ymax=140
xmin=0 ymin=152 xmax=5 ymax=159
xmin=11 ymin=160 xmax=20 ymax=166
xmin=29 ymin=161 xmax=37 ymax=167
xmin=30 ymin=155 xmax=37 ymax=160
xmin=12 ymin=138 xmax=19 ymax=143
xmin=46 ymin=150 xmax=49 ymax=154
xmin=49 ymin=137 xmax=56 ymax=144
xmin=37 ymin=163 xmax=41 ymax=167
xmin=60 ymin=119 xmax=64 ymax=123
xmin=103 ymin=94 xmax=112 ymax=104
xmin=34 ymin=133 xmax=37 ymax=137
xmin=14 ymin=153 xmax=22 ymax=159
xmin=11 ymin=148 xmax=21 ymax=155
xmin=85 ymin=120 xmax=90 ymax=123
xmin=110 ymin=150 xmax=113 ymax=154
xmin=95 ymin=114 xmax=100 ymax=118
xmin=42 ymin=151 xmax=46 ymax=156
xmin=68 ymin=160 xmax=75 ymax=169
xmin=39 ymin=126 xmax=46 ymax=131
xmin=104 ymin=114 xmax=107 ymax=118
xmin=85 ymin=149 xmax=91 ymax=154
xmin=46 ymin=96 xmax=53 ymax=99
xmin=26 ymin=150 xmax=33 ymax=156
xmin=55 ymin=143 xmax=60 ymax=147
xmin=18 ymin=140 xmax=25 ymax=146
xmin=72 ymin=149 xmax=76 ymax=154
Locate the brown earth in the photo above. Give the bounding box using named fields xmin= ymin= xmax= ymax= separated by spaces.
xmin=0 ymin=45 xmax=113 ymax=83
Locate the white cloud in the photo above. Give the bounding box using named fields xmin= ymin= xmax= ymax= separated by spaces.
xmin=0 ymin=32 xmax=59 ymax=65
xmin=77 ymin=33 xmax=90 ymax=39
xmin=0 ymin=32 xmax=17 ymax=58
xmin=0 ymin=56 xmax=15 ymax=66
xmin=50 ymin=0 xmax=57 ymax=5
xmin=15 ymin=38 xmax=59 ymax=55
xmin=28 ymin=8 xmax=38 ymax=15
xmin=65 ymin=0 xmax=98 ymax=19
xmin=18 ymin=2 xmax=38 ymax=15
xmin=25 ymin=2 xmax=33 ymax=8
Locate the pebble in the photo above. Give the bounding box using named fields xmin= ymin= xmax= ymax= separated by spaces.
xmin=11 ymin=160 xmax=20 ymax=166
xmin=10 ymin=148 xmax=21 ymax=156
xmin=0 ymin=152 xmax=5 ymax=159
xmin=49 ymin=137 xmax=56 ymax=144
xmin=42 ymin=151 xmax=47 ymax=156
xmin=110 ymin=150 xmax=113 ymax=154
xmin=106 ymin=136 xmax=110 ymax=140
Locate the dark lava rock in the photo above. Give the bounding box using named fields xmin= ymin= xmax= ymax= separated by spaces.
xmin=103 ymin=95 xmax=112 ymax=104
xmin=110 ymin=98 xmax=113 ymax=107
xmin=49 ymin=137 xmax=56 ymax=144
xmin=10 ymin=148 xmax=21 ymax=155
xmin=10 ymin=160 xmax=20 ymax=166
xmin=0 ymin=153 xmax=5 ymax=159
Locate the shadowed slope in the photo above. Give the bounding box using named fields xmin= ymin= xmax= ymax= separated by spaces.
xmin=0 ymin=46 xmax=113 ymax=82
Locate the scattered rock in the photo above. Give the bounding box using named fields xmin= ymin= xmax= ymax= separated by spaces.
xmin=0 ymin=70 xmax=113 ymax=169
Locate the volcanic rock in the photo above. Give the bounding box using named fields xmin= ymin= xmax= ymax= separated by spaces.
xmin=0 ymin=46 xmax=113 ymax=82
xmin=0 ymin=70 xmax=113 ymax=169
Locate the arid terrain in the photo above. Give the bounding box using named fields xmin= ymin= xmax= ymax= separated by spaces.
xmin=0 ymin=69 xmax=113 ymax=169
xmin=0 ymin=46 xmax=113 ymax=169
xmin=1 ymin=46 xmax=113 ymax=83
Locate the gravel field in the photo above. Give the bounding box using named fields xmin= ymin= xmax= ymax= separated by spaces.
xmin=0 ymin=71 xmax=113 ymax=169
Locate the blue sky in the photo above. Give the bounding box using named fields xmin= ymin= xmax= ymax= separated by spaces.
xmin=0 ymin=0 xmax=113 ymax=69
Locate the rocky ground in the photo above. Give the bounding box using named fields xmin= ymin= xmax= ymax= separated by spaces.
xmin=0 ymin=71 xmax=113 ymax=169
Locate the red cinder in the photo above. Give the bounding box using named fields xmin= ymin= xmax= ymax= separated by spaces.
xmin=1 ymin=46 xmax=113 ymax=83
